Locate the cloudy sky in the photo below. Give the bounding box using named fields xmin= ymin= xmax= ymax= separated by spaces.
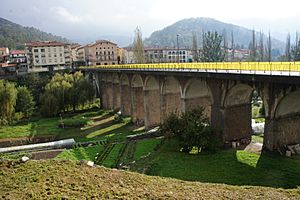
xmin=1 ymin=0 xmax=300 ymax=45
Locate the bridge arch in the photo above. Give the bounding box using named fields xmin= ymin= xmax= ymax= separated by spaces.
xmin=272 ymin=90 xmax=300 ymax=149
xmin=131 ymin=74 xmax=144 ymax=124
xmin=223 ymin=83 xmax=254 ymax=143
xmin=183 ymin=78 xmax=213 ymax=119
xmin=112 ymin=73 xmax=121 ymax=110
xmin=161 ymin=76 xmax=182 ymax=120
xmin=120 ymin=74 xmax=131 ymax=116
xmin=144 ymin=76 xmax=161 ymax=128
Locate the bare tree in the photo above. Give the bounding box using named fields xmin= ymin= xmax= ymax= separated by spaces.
xmin=192 ymin=33 xmax=199 ymax=62
xmin=266 ymin=31 xmax=272 ymax=62
xmin=132 ymin=27 xmax=145 ymax=64
xmin=230 ymin=31 xmax=235 ymax=61
xmin=222 ymin=29 xmax=228 ymax=62
xmin=249 ymin=29 xmax=257 ymax=62
xmin=285 ymin=33 xmax=291 ymax=61
xmin=258 ymin=31 xmax=264 ymax=61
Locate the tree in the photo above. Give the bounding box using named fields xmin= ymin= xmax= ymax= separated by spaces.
xmin=159 ymin=107 xmax=218 ymax=153
xmin=222 ymin=30 xmax=228 ymax=62
xmin=132 ymin=27 xmax=145 ymax=63
xmin=266 ymin=31 xmax=272 ymax=62
xmin=285 ymin=33 xmax=291 ymax=61
xmin=258 ymin=31 xmax=264 ymax=61
xmin=230 ymin=31 xmax=235 ymax=61
xmin=0 ymin=80 xmax=17 ymax=125
xmin=40 ymin=72 xmax=95 ymax=117
xmin=192 ymin=33 xmax=199 ymax=62
xmin=200 ymin=31 xmax=224 ymax=62
xmin=249 ymin=29 xmax=257 ymax=62
xmin=292 ymin=32 xmax=300 ymax=61
xmin=16 ymin=86 xmax=35 ymax=118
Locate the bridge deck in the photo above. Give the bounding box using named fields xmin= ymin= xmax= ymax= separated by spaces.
xmin=81 ymin=62 xmax=300 ymax=77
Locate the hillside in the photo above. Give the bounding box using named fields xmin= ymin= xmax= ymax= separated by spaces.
xmin=144 ymin=17 xmax=285 ymax=51
xmin=1 ymin=160 xmax=299 ymax=199
xmin=0 ymin=17 xmax=70 ymax=50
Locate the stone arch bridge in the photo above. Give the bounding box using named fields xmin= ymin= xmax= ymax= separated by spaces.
xmin=83 ymin=62 xmax=300 ymax=152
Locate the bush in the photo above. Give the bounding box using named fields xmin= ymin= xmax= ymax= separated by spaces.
xmin=61 ymin=117 xmax=91 ymax=128
xmin=159 ymin=107 xmax=220 ymax=153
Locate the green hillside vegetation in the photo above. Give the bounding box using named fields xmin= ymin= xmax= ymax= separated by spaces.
xmin=0 ymin=159 xmax=299 ymax=199
xmin=144 ymin=17 xmax=284 ymax=52
xmin=0 ymin=17 xmax=70 ymax=50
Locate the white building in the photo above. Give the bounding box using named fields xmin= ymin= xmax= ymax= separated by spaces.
xmin=25 ymin=41 xmax=71 ymax=73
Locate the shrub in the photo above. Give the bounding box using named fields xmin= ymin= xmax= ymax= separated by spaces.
xmin=61 ymin=117 xmax=90 ymax=128
xmin=159 ymin=107 xmax=220 ymax=153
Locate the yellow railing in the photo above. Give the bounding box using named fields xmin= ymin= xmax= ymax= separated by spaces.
xmin=81 ymin=62 xmax=300 ymax=72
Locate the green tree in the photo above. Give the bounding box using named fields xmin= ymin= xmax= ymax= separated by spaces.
xmin=132 ymin=27 xmax=145 ymax=64
xmin=16 ymin=86 xmax=35 ymax=118
xmin=200 ymin=31 xmax=225 ymax=62
xmin=292 ymin=32 xmax=300 ymax=61
xmin=285 ymin=33 xmax=291 ymax=61
xmin=0 ymin=80 xmax=17 ymax=125
xmin=160 ymin=107 xmax=216 ymax=153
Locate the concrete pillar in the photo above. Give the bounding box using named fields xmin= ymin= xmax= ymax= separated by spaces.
xmin=223 ymin=103 xmax=252 ymax=142
xmin=144 ymin=89 xmax=161 ymax=129
xmin=100 ymin=81 xmax=108 ymax=109
xmin=113 ymin=83 xmax=121 ymax=110
xmin=106 ymin=82 xmax=113 ymax=109
xmin=120 ymin=84 xmax=131 ymax=116
xmin=131 ymin=87 xmax=144 ymax=124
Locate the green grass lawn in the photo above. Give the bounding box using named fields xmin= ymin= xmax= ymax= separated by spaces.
xmin=55 ymin=145 xmax=103 ymax=161
xmin=102 ymin=143 xmax=124 ymax=168
xmin=252 ymin=134 xmax=264 ymax=143
xmin=135 ymin=139 xmax=300 ymax=189
xmin=134 ymin=138 xmax=161 ymax=161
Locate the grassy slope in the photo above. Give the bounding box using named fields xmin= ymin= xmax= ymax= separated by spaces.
xmin=134 ymin=138 xmax=162 ymax=160
xmin=133 ymin=139 xmax=300 ymax=189
xmin=0 ymin=160 xmax=299 ymax=200
xmin=55 ymin=145 xmax=103 ymax=161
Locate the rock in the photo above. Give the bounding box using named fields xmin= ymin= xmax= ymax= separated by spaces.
xmin=294 ymin=144 xmax=300 ymax=154
xmin=21 ymin=156 xmax=30 ymax=163
xmin=286 ymin=150 xmax=292 ymax=157
xmin=86 ymin=161 xmax=94 ymax=167
xmin=287 ymin=145 xmax=296 ymax=154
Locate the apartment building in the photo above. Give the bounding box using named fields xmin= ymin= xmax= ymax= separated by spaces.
xmin=0 ymin=47 xmax=9 ymax=63
xmin=125 ymin=48 xmax=193 ymax=63
xmin=25 ymin=41 xmax=71 ymax=72
xmin=87 ymin=40 xmax=118 ymax=66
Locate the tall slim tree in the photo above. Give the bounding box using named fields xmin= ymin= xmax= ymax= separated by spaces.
xmin=266 ymin=31 xmax=272 ymax=62
xmin=249 ymin=29 xmax=257 ymax=61
xmin=230 ymin=31 xmax=235 ymax=61
xmin=292 ymin=31 xmax=300 ymax=61
xmin=285 ymin=33 xmax=291 ymax=61
xmin=200 ymin=31 xmax=224 ymax=62
xmin=222 ymin=29 xmax=228 ymax=62
xmin=258 ymin=31 xmax=264 ymax=61
xmin=192 ymin=33 xmax=199 ymax=62
xmin=132 ymin=27 xmax=145 ymax=64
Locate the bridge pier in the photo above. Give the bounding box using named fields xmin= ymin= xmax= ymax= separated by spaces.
xmin=112 ymin=74 xmax=121 ymax=110
xmin=131 ymin=75 xmax=145 ymax=124
xmin=120 ymin=74 xmax=131 ymax=116
xmin=144 ymin=76 xmax=161 ymax=128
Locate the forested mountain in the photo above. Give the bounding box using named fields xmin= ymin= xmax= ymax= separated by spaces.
xmin=144 ymin=18 xmax=285 ymax=52
xmin=0 ymin=17 xmax=70 ymax=50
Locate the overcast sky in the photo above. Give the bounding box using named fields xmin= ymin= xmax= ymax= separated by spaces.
xmin=1 ymin=0 xmax=300 ymax=45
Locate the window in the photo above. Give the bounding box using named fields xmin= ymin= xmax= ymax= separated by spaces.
xmin=60 ymin=58 xmax=63 ymax=62
xmin=34 ymin=49 xmax=38 ymax=52
xmin=42 ymin=59 xmax=46 ymax=63
xmin=48 ymin=54 xmax=51 ymax=57
xmin=49 ymin=59 xmax=52 ymax=63
xmin=54 ymin=48 xmax=56 ymax=52
xmin=54 ymin=59 xmax=57 ymax=62
xmin=54 ymin=54 xmax=57 ymax=57
xmin=60 ymin=53 xmax=63 ymax=57
xmin=41 ymin=49 xmax=45 ymax=52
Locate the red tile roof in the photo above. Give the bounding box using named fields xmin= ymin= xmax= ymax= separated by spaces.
xmin=10 ymin=50 xmax=25 ymax=55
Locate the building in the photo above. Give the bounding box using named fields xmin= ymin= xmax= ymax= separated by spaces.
xmin=0 ymin=47 xmax=9 ymax=63
xmin=87 ymin=40 xmax=118 ymax=66
xmin=9 ymin=50 xmax=28 ymax=75
xmin=70 ymin=44 xmax=82 ymax=68
xmin=25 ymin=41 xmax=71 ymax=73
xmin=124 ymin=48 xmax=193 ymax=64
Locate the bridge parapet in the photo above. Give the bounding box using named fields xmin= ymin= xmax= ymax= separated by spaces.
xmin=81 ymin=62 xmax=300 ymax=77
